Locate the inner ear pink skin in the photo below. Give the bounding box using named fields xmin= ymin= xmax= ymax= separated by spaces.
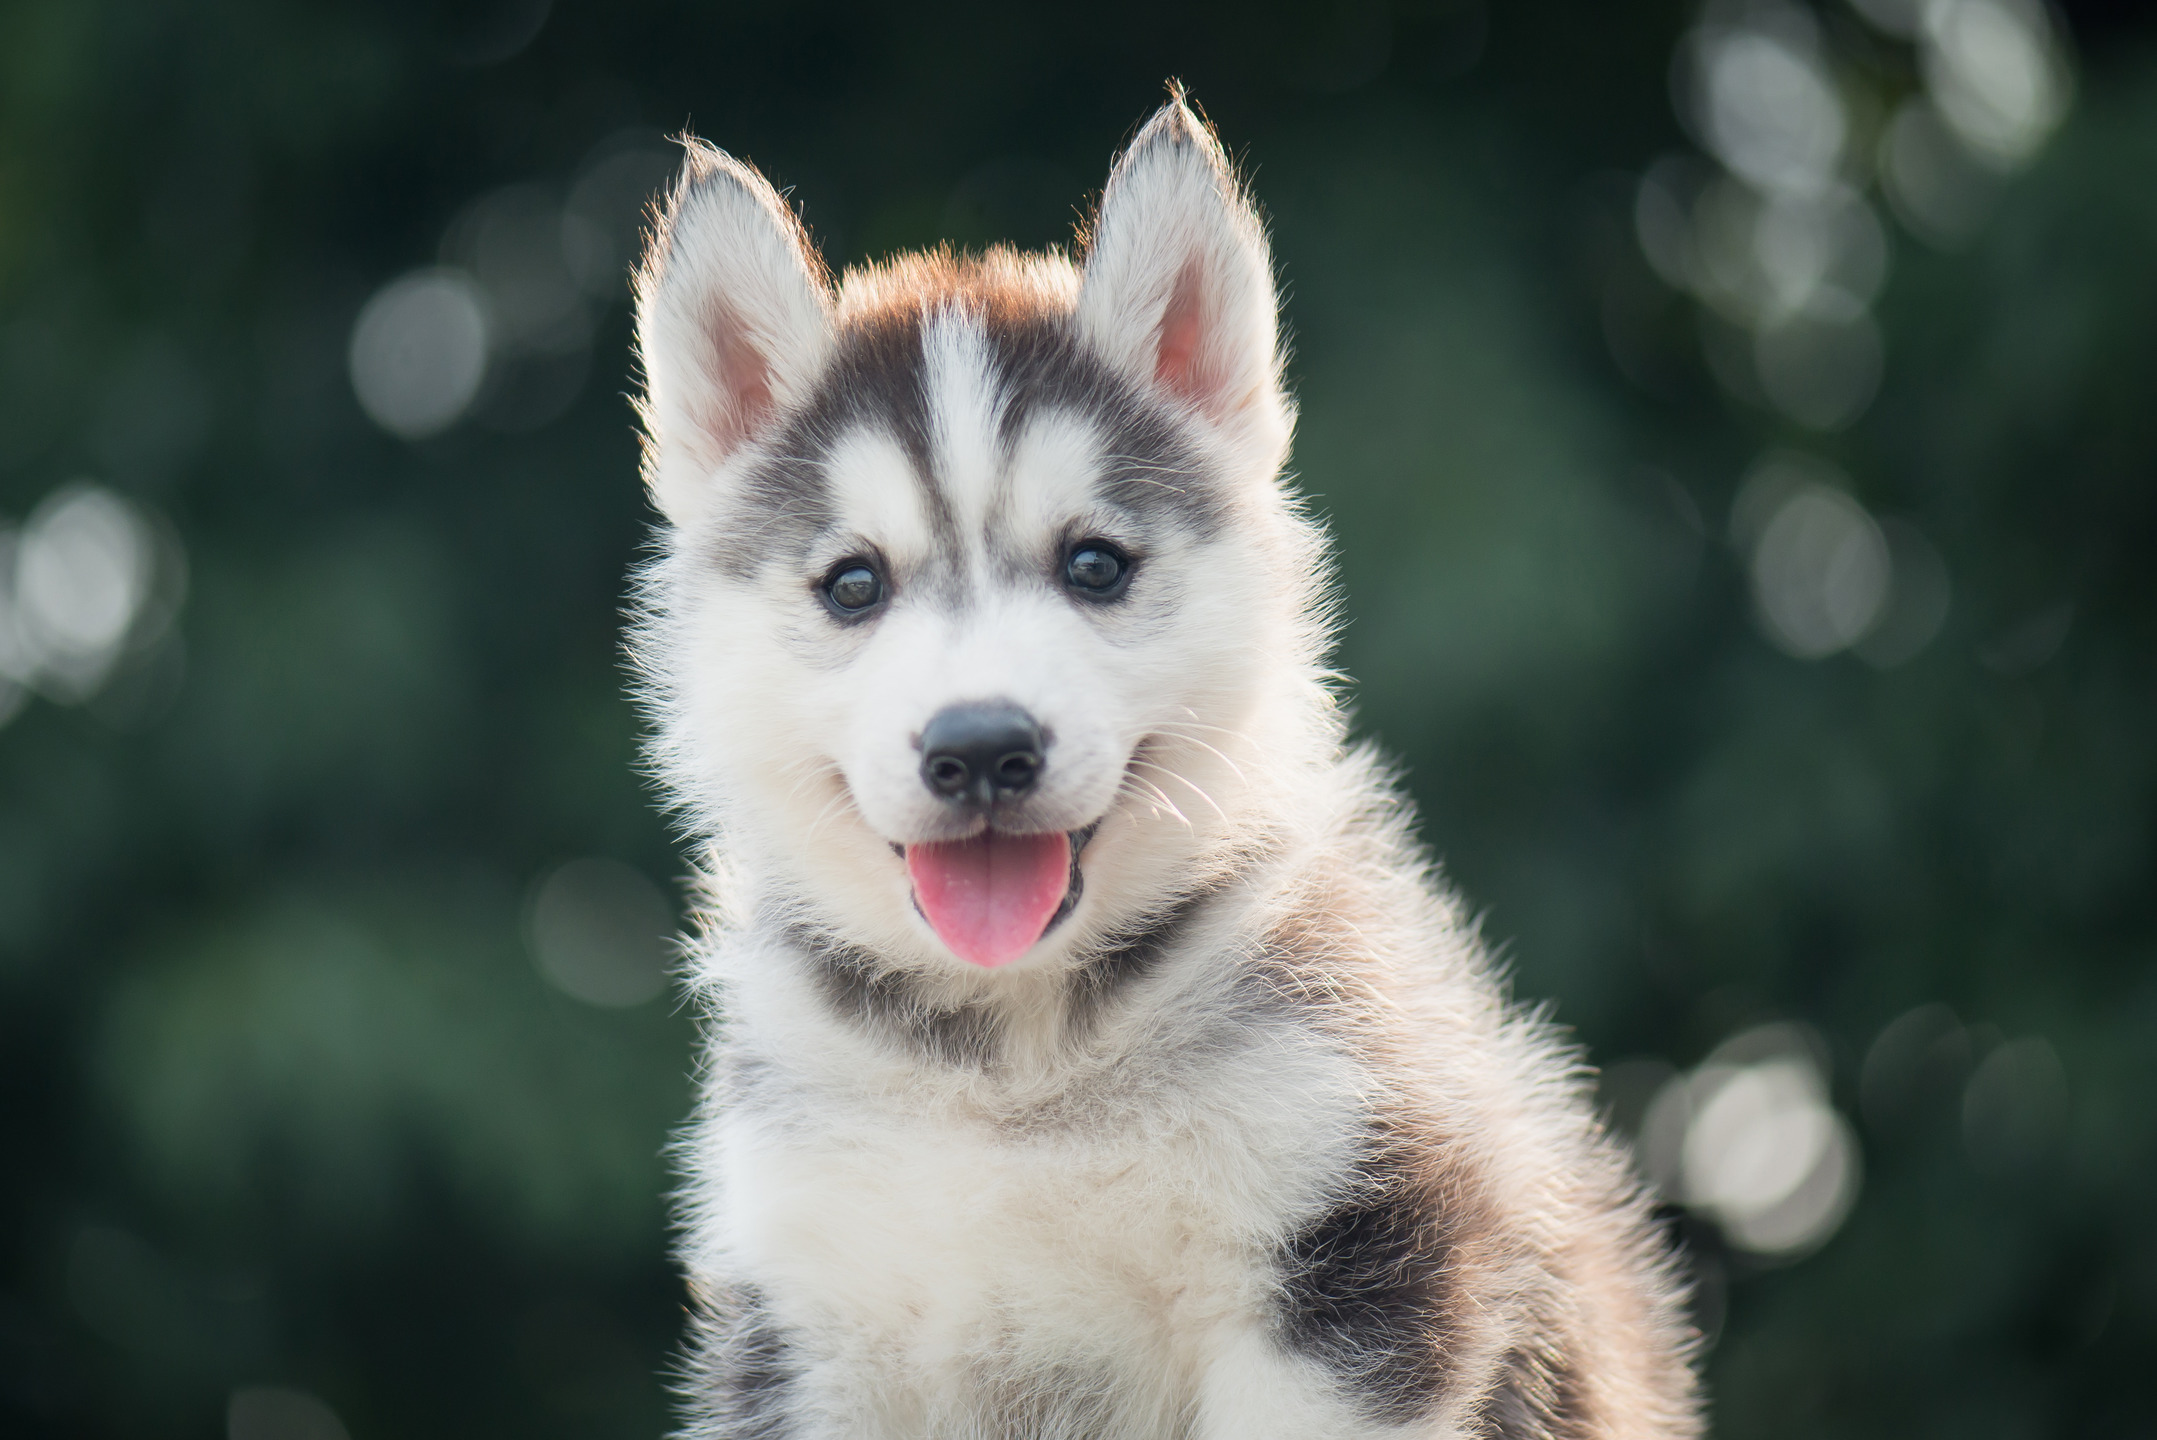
xmin=906 ymin=831 xmax=1072 ymax=968
xmin=1154 ymin=256 xmax=1215 ymax=412
xmin=697 ymin=299 xmax=775 ymax=459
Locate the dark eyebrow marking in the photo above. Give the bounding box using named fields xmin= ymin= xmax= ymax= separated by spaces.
xmin=708 ymin=308 xmax=941 ymax=581
xmin=984 ymin=315 xmax=1225 ymax=539
xmin=701 ymin=258 xmax=1227 ymax=595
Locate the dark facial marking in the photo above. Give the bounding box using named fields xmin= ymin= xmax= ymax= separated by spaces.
xmin=706 ymin=447 xmax=840 ymax=582
xmin=986 ymin=314 xmax=1227 ymax=539
xmin=808 ymin=305 xmax=964 ymax=598
xmin=1278 ymin=1126 xmax=1465 ymax=1426
xmin=794 ymin=926 xmax=1001 ymax=1068
xmin=704 ymin=283 xmax=1227 ymax=607
xmin=1061 ymin=880 xmax=1218 ymax=1041
xmin=706 ymin=306 xmax=943 ymax=582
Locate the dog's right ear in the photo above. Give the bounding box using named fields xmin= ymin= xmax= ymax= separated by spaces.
xmin=635 ymin=141 xmax=833 ymax=526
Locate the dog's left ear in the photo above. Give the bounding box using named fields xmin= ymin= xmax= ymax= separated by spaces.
xmin=1077 ymin=97 xmax=1290 ymax=471
xmin=635 ymin=140 xmax=834 ymax=526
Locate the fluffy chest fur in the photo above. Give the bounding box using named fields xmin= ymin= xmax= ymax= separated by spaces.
xmin=689 ymin=888 xmax=1401 ymax=1439
xmin=719 ymin=1030 xmax=1354 ymax=1372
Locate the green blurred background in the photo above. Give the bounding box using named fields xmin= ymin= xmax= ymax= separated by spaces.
xmin=2 ymin=1 xmax=2152 ymax=1436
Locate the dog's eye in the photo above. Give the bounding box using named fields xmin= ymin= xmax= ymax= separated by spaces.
xmin=823 ymin=563 xmax=884 ymax=615
xmin=1065 ymin=544 xmax=1129 ymax=598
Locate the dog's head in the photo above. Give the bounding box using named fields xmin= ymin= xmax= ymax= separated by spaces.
xmin=634 ymin=98 xmax=1330 ymax=972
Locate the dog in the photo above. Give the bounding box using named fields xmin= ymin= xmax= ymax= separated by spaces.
xmin=630 ymin=93 xmax=1700 ymax=1440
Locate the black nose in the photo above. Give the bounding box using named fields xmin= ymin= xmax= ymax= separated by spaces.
xmin=920 ymin=703 xmax=1044 ymax=807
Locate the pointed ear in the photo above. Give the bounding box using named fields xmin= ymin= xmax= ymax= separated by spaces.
xmin=634 ymin=140 xmax=833 ymax=525
xmin=1077 ymin=98 xmax=1290 ymax=469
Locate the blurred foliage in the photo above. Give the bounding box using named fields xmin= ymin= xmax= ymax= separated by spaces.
xmin=1 ymin=1 xmax=2153 ymax=1437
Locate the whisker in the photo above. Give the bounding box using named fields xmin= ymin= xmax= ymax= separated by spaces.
xmin=1101 ymin=473 xmax=1189 ymax=494
xmin=1121 ymin=771 xmax=1191 ymax=829
xmin=1097 ymin=452 xmax=1194 ymax=473
xmin=1170 ymin=706 xmax=1249 ymax=737
xmin=1094 ymin=455 xmax=1196 ymax=496
xmin=1130 ymin=757 xmax=1228 ymax=824
xmin=1113 ymin=776 xmax=1175 ymax=827
xmin=1148 ymin=725 xmax=1250 ymax=785
xmin=1127 ymin=764 xmax=1207 ymax=826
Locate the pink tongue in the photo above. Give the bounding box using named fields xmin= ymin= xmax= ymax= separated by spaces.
xmin=906 ymin=831 xmax=1071 ymax=967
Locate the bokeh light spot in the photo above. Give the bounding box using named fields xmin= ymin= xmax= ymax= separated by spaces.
xmin=526 ymin=858 xmax=675 ymax=1008
xmin=1736 ymin=457 xmax=1891 ymax=657
xmin=447 ymin=185 xmax=593 ymax=356
xmin=1921 ymin=0 xmax=2071 ymax=166
xmin=1693 ymin=21 xmax=1845 ymax=198
xmin=1641 ymin=1023 xmax=1860 ymax=1259
xmin=19 ymin=484 xmax=152 ymax=659
xmin=347 ymin=268 xmax=490 ymax=440
xmin=0 ymin=481 xmax=177 ymax=711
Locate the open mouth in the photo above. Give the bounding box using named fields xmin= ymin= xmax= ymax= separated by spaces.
xmin=904 ymin=824 xmax=1093 ymax=968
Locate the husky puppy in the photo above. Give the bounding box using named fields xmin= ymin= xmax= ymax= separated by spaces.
xmin=631 ymin=96 xmax=1699 ymax=1440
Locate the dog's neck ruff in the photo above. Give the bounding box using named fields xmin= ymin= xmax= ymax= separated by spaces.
xmin=726 ymin=794 xmax=1280 ymax=1082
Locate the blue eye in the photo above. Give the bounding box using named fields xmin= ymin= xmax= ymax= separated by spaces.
xmin=1065 ymin=544 xmax=1130 ymax=598
xmin=824 ymin=563 xmax=884 ymax=615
